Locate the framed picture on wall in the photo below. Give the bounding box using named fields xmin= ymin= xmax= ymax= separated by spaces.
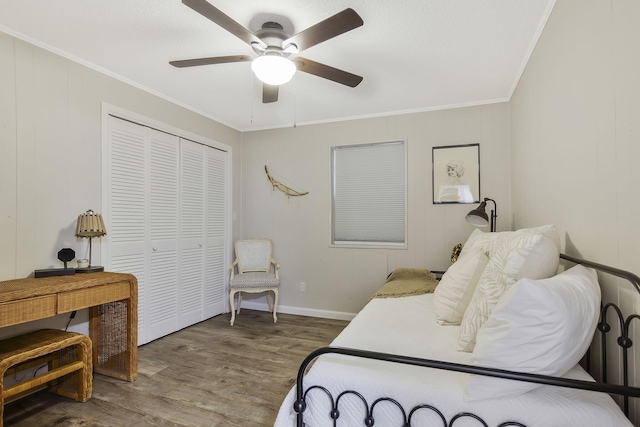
xmin=432 ymin=143 xmax=480 ymax=204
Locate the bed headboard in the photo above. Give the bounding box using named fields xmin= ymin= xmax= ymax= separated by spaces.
xmin=560 ymin=253 xmax=640 ymax=418
xmin=559 ymin=253 xmax=640 ymax=293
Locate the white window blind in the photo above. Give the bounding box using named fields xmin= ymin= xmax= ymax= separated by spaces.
xmin=332 ymin=140 xmax=406 ymax=246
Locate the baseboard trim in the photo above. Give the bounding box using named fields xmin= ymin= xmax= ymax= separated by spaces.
xmin=236 ymin=301 xmax=356 ymax=322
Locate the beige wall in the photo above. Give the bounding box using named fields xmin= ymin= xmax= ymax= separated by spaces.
xmin=0 ymin=33 xmax=242 ymax=335
xmin=511 ymin=0 xmax=640 ymax=270
xmin=510 ymin=0 xmax=640 ymax=420
xmin=511 ymin=0 xmax=639 ymax=281
xmin=241 ymin=104 xmax=510 ymax=317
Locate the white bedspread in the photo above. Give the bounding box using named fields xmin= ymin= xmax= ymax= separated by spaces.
xmin=274 ymin=294 xmax=632 ymax=427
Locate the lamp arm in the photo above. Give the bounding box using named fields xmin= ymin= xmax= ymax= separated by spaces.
xmin=484 ymin=198 xmax=498 ymax=232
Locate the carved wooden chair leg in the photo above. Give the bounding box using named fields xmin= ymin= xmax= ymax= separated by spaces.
xmin=229 ymin=290 xmax=237 ymax=326
xmin=272 ymin=289 xmax=279 ymax=323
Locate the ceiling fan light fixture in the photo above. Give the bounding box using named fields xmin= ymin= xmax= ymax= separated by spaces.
xmin=251 ymin=55 xmax=296 ymax=86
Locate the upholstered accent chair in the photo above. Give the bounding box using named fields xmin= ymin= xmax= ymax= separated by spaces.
xmin=228 ymin=239 xmax=280 ymax=326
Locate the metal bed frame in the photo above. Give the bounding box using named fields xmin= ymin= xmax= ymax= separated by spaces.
xmin=292 ymin=254 xmax=640 ymax=427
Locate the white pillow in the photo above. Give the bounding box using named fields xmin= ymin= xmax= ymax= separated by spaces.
xmin=460 ymin=225 xmax=560 ymax=264
xmin=514 ymin=224 xmax=561 ymax=279
xmin=458 ymin=228 xmax=505 ymax=259
xmin=457 ymin=226 xmax=560 ymax=352
xmin=433 ymin=248 xmax=489 ymax=325
xmin=465 ymin=265 xmax=600 ymax=401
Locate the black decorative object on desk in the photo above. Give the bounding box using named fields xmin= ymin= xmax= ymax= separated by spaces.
xmin=34 ymin=248 xmax=77 ymax=278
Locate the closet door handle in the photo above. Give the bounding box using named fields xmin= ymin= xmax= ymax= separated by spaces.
xmin=152 ymin=247 xmax=157 ymax=252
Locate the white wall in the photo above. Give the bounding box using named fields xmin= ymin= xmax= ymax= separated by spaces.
xmin=0 ymin=33 xmax=242 ymax=337
xmin=241 ymin=104 xmax=511 ymax=317
xmin=510 ymin=0 xmax=640 ymax=421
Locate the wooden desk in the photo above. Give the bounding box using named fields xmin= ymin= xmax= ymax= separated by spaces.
xmin=0 ymin=272 xmax=137 ymax=382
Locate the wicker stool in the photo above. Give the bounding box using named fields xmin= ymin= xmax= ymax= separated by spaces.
xmin=0 ymin=329 xmax=92 ymax=427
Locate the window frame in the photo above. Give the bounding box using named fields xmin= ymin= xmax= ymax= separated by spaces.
xmin=330 ymin=139 xmax=408 ymax=249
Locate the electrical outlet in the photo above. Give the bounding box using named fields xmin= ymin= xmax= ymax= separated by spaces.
xmin=299 ymin=282 xmax=306 ymax=293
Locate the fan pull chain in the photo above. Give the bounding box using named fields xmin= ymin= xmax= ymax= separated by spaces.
xmin=250 ymin=70 xmax=254 ymax=125
xmin=293 ymin=75 xmax=297 ymax=128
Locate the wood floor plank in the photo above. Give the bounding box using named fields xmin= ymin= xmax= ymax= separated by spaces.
xmin=3 ymin=310 xmax=348 ymax=427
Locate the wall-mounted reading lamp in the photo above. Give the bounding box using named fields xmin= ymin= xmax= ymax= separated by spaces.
xmin=465 ymin=198 xmax=497 ymax=232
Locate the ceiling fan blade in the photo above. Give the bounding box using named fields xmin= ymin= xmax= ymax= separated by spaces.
xmin=294 ymin=57 xmax=363 ymax=88
xmin=283 ymin=8 xmax=363 ymax=52
xmin=182 ymin=0 xmax=266 ymax=49
xmin=263 ymin=84 xmax=279 ymax=103
xmin=169 ymin=55 xmax=252 ymax=68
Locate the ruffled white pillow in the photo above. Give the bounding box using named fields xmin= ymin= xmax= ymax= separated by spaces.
xmin=457 ymin=225 xmax=560 ymax=352
xmin=465 ymin=265 xmax=600 ymax=400
xmin=433 ymin=247 xmax=489 ymax=325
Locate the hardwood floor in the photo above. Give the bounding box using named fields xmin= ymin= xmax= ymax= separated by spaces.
xmin=3 ymin=310 xmax=348 ymax=427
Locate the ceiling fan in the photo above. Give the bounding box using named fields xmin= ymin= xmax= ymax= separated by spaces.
xmin=170 ymin=0 xmax=364 ymax=103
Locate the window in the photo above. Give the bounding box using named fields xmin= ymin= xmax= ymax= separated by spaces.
xmin=331 ymin=140 xmax=406 ymax=247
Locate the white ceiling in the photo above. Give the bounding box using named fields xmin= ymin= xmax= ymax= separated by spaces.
xmin=0 ymin=0 xmax=555 ymax=132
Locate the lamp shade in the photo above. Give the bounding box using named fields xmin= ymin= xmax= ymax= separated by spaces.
xmin=75 ymin=210 xmax=107 ymax=238
xmin=465 ymin=198 xmax=497 ymax=232
xmin=465 ymin=201 xmax=489 ymax=227
xmin=251 ymin=55 xmax=296 ymax=86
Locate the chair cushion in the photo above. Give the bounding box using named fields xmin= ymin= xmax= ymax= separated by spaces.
xmin=230 ymin=272 xmax=280 ymax=288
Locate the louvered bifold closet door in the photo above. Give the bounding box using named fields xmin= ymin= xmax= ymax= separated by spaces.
xmin=204 ymin=147 xmax=227 ymax=317
xmin=105 ymin=115 xmax=229 ymax=344
xmin=179 ymin=140 xmax=206 ymax=328
xmin=147 ymin=129 xmax=180 ymax=343
xmin=106 ymin=116 xmax=180 ymax=345
xmin=106 ymin=117 xmax=147 ymax=340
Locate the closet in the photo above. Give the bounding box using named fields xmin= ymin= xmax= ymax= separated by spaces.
xmin=103 ymin=115 xmax=229 ymax=345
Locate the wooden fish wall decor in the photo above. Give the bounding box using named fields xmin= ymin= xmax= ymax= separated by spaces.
xmin=264 ymin=165 xmax=309 ymax=198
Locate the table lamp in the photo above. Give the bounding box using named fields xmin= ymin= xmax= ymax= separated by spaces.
xmin=75 ymin=209 xmax=107 ymax=273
